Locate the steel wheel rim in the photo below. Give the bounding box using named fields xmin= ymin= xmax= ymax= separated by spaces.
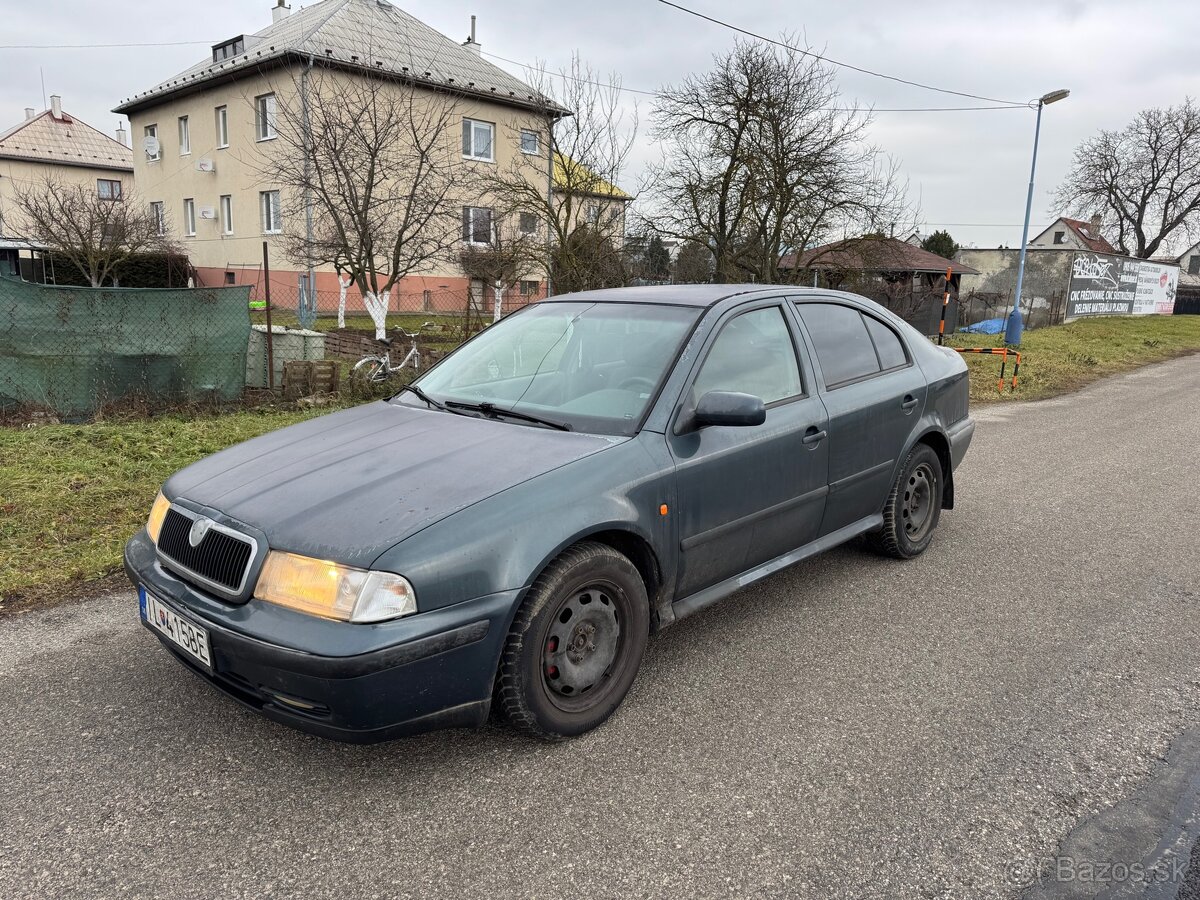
xmin=542 ymin=582 xmax=623 ymax=712
xmin=902 ymin=462 xmax=936 ymax=540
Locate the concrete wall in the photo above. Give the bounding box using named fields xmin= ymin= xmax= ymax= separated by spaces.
xmin=954 ymin=247 xmax=1074 ymax=328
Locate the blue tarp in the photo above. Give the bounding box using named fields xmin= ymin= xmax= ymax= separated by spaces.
xmin=961 ymin=318 xmax=1005 ymax=335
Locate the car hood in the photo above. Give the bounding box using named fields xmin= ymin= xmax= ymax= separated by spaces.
xmin=164 ymin=401 xmax=623 ymax=567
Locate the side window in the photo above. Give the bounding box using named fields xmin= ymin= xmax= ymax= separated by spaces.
xmin=796 ymin=303 xmax=879 ymax=387
xmin=863 ymin=314 xmax=908 ymax=370
xmin=693 ymin=307 xmax=802 ymax=405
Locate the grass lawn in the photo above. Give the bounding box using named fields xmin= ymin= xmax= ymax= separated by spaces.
xmin=942 ymin=315 xmax=1200 ymax=402
xmin=0 ymin=405 xmax=347 ymax=610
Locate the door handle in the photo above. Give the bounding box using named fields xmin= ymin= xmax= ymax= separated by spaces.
xmin=901 ymin=395 xmax=919 ymax=411
xmin=802 ymin=427 xmax=827 ymax=446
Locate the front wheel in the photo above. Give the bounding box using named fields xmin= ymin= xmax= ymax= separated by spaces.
xmin=351 ymin=356 xmax=389 ymax=383
xmin=495 ymin=543 xmax=649 ymax=740
xmin=867 ymin=443 xmax=943 ymax=559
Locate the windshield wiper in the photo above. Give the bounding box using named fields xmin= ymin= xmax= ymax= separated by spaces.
xmin=444 ymin=400 xmax=572 ymax=431
xmin=391 ymin=383 xmax=450 ymax=412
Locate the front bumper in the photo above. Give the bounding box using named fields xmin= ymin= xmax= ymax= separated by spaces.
xmin=124 ymin=529 xmax=521 ymax=743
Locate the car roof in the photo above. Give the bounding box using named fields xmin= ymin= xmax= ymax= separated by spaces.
xmin=540 ymin=284 xmax=821 ymax=308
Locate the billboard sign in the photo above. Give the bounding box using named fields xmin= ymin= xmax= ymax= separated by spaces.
xmin=1065 ymin=252 xmax=1177 ymax=320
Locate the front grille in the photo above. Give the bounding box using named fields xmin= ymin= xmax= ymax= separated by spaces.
xmin=157 ymin=507 xmax=255 ymax=594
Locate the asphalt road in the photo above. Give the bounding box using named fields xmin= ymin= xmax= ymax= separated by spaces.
xmin=3 ymin=355 xmax=1200 ymax=900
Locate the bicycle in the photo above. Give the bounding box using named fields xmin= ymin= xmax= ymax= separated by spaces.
xmin=351 ymin=322 xmax=434 ymax=383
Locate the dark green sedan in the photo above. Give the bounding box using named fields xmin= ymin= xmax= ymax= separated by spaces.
xmin=125 ymin=285 xmax=974 ymax=741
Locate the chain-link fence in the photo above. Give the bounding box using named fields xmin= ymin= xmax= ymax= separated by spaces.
xmin=0 ymin=278 xmax=250 ymax=420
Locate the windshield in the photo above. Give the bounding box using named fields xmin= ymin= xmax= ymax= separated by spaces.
xmin=409 ymin=302 xmax=700 ymax=435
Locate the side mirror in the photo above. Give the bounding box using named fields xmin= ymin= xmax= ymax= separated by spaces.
xmin=694 ymin=391 xmax=766 ymax=428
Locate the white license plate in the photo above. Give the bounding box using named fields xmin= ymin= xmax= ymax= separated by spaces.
xmin=139 ymin=587 xmax=212 ymax=671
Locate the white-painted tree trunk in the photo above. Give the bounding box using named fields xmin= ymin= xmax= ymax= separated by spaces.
xmin=337 ymin=276 xmax=351 ymax=329
xmin=363 ymin=289 xmax=389 ymax=340
xmin=493 ymin=279 xmax=504 ymax=323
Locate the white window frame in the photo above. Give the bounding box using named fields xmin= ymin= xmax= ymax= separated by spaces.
xmin=215 ymin=105 xmax=229 ymax=149
xmin=586 ymin=202 xmax=601 ymax=225
xmin=462 ymin=118 xmax=494 ymax=162
xmin=519 ymin=129 xmax=540 ymax=155
xmin=150 ymin=201 xmax=165 ymax=236
xmin=144 ymin=124 xmax=160 ymax=161
xmin=220 ymin=195 xmax=233 ymax=235
xmin=97 ymin=179 xmax=122 ymax=201
xmin=255 ymin=93 xmax=277 ymax=142
xmin=183 ymin=198 xmax=196 ymax=237
xmin=178 ymin=116 xmax=190 ymax=155
xmin=261 ymin=190 xmax=282 ymax=234
xmin=462 ymin=206 xmax=493 ymax=245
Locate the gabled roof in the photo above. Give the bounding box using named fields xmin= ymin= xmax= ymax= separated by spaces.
xmin=0 ymin=108 xmax=132 ymax=172
xmin=114 ymin=0 xmax=560 ymax=116
xmin=779 ymin=237 xmax=979 ymax=275
xmin=1034 ymin=217 xmax=1117 ymax=254
xmin=552 ymin=153 xmax=631 ymax=201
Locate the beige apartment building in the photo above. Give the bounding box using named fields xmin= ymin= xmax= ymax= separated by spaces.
xmin=0 ymin=96 xmax=133 ymax=276
xmin=113 ymin=0 xmax=564 ymax=313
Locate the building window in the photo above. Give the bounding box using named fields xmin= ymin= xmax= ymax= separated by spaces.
xmin=519 ymin=212 xmax=538 ymax=235
xmin=462 ymin=206 xmax=493 ymax=244
xmin=224 ymin=271 xmax=236 ymax=285
xmin=462 ymin=118 xmax=494 ymax=161
xmin=178 ymin=116 xmax=190 ymax=155
xmin=150 ymin=201 xmax=165 ymax=235
xmin=212 ymin=36 xmax=244 ymax=63
xmin=586 ymin=202 xmax=601 ymax=225
xmin=183 ymin=198 xmax=196 ymax=237
xmin=215 ymin=106 xmax=229 ymax=148
xmin=97 ymin=179 xmax=122 ymax=201
xmin=255 ymin=93 xmax=277 ymax=141
xmin=220 ymin=195 xmax=233 ymax=235
xmin=1053 ymin=230 xmax=1065 ymax=244
xmin=261 ymin=190 xmax=282 ymax=234
xmin=520 ymin=279 xmax=540 ymax=296
xmin=144 ymin=124 xmax=159 ymax=161
xmin=520 ymin=129 xmax=539 ymax=155
xmin=1189 ymin=255 xmax=1200 ymax=275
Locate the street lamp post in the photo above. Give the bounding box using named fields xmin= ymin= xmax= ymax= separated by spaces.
xmin=1005 ymin=88 xmax=1071 ymax=346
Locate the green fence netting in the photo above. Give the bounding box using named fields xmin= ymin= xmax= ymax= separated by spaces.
xmin=0 ymin=278 xmax=251 ymax=418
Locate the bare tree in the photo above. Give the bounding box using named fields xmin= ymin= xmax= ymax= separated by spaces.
xmin=1055 ymin=98 xmax=1200 ymax=258
xmin=673 ymin=239 xmax=714 ymax=283
xmin=459 ymin=216 xmax=543 ymax=322
xmin=13 ymin=177 xmax=175 ymax=287
xmin=646 ymin=38 xmax=907 ymax=284
xmin=481 ymin=54 xmax=637 ymax=294
xmin=263 ymin=67 xmax=472 ymax=338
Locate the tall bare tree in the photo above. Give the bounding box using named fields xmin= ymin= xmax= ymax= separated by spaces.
xmin=13 ymin=177 xmax=174 ymax=287
xmin=1055 ymin=98 xmax=1200 ymax=258
xmin=263 ymin=67 xmax=472 ymax=338
xmin=481 ymin=54 xmax=637 ymax=294
xmin=646 ymin=38 xmax=907 ymax=284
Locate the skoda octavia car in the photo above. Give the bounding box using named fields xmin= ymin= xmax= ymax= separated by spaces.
xmin=125 ymin=285 xmax=974 ymax=742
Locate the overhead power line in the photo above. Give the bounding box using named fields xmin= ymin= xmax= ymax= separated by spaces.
xmin=0 ymin=40 xmax=215 ymax=49
xmin=655 ymin=0 xmax=1028 ymax=106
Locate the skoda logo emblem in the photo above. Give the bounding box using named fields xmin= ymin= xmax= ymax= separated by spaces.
xmin=188 ymin=516 xmax=214 ymax=548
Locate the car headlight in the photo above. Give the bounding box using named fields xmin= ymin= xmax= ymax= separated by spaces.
xmin=146 ymin=491 xmax=171 ymax=543
xmin=254 ymin=551 xmax=418 ymax=623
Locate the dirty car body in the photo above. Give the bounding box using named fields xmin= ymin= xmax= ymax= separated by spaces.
xmin=124 ymin=285 xmax=974 ymax=742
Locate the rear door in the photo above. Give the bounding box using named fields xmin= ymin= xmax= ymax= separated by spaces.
xmin=667 ymin=301 xmax=829 ymax=598
xmin=792 ymin=300 xmax=927 ymax=536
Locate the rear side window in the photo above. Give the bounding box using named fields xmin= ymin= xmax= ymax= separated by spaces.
xmin=863 ymin=315 xmax=907 ymax=370
xmin=796 ymin=303 xmax=879 ymax=387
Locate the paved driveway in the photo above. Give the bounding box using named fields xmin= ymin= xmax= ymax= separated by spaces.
xmin=3 ymin=356 xmax=1200 ymax=900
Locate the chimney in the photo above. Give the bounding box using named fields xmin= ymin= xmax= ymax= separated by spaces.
xmin=50 ymin=95 xmax=62 ymax=119
xmin=272 ymin=0 xmax=291 ymax=23
xmin=462 ymin=15 xmax=481 ymax=55
xmin=116 ymin=122 xmax=129 ymax=147
xmin=24 ymin=107 xmax=35 ymax=120
xmin=1089 ymin=213 xmax=1103 ymax=233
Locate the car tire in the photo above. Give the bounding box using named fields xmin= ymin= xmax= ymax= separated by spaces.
xmin=495 ymin=542 xmax=649 ymax=740
xmin=868 ymin=442 xmax=943 ymax=560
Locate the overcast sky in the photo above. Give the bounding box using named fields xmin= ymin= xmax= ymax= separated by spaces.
xmin=2 ymin=0 xmax=1198 ymax=249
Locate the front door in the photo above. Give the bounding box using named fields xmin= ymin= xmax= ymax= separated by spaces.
xmin=667 ymin=302 xmax=830 ymax=599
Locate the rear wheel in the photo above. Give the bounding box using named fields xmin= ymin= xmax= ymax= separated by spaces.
xmin=351 ymin=356 xmax=388 ymax=383
xmin=495 ymin=542 xmax=649 ymax=740
xmin=867 ymin=443 xmax=943 ymax=559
